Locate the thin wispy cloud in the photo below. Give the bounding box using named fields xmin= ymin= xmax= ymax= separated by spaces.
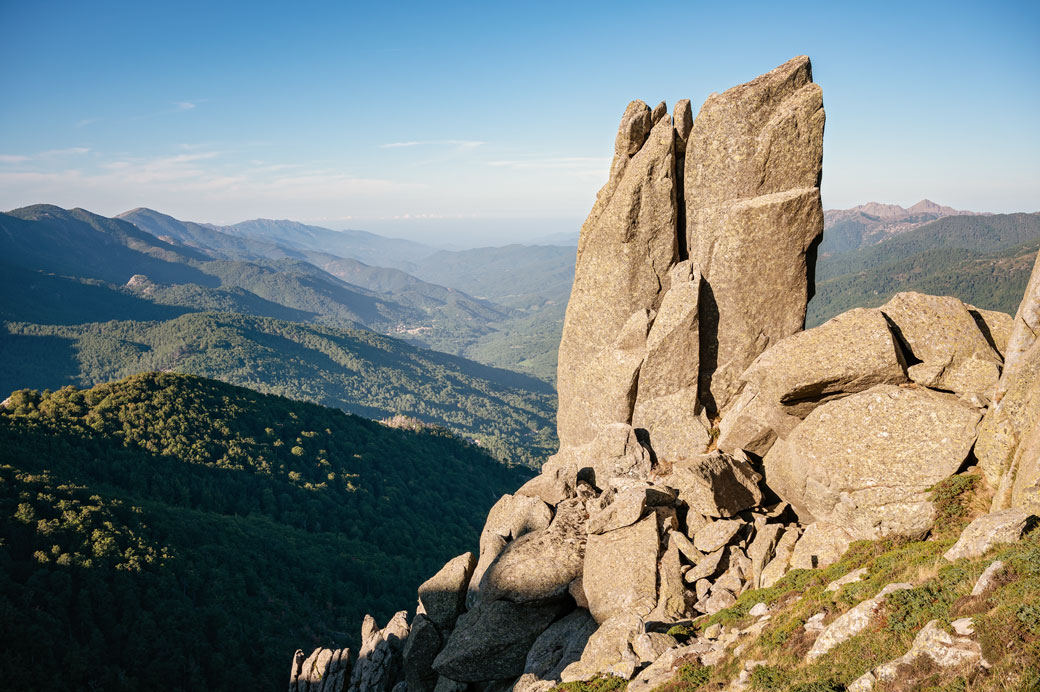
xmin=0 ymin=148 xmax=90 ymax=165
xmin=75 ymin=117 xmax=101 ymax=128
xmin=488 ymin=156 xmax=608 ymax=169
xmin=487 ymin=156 xmax=610 ymax=178
xmin=0 ymin=147 xmax=422 ymax=209
xmin=379 ymin=140 xmax=485 ymax=150
xmin=124 ymin=100 xmax=208 ymax=122
xmin=41 ymin=147 xmax=90 ymax=157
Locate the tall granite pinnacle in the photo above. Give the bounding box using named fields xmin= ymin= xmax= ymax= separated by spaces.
xmin=556 ymin=55 xmax=825 ymax=457
xmin=296 ymin=56 xmax=1040 ymax=692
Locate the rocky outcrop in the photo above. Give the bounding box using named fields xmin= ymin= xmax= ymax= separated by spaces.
xmin=402 ymin=616 xmax=442 ymax=692
xmin=556 ymin=104 xmax=678 ymax=449
xmin=514 ymin=609 xmax=598 ymax=692
xmin=630 ymin=262 xmax=709 ymax=458
xmin=290 ymin=648 xmax=351 ymax=692
xmin=943 ymin=508 xmax=1034 ymax=561
xmin=660 ymin=450 xmax=762 ymax=518
xmin=848 ymin=620 xmax=987 ymax=691
xmin=971 ymin=560 xmax=1005 ymax=595
xmin=556 ymin=54 xmax=825 ymax=465
xmin=349 ymin=613 xmax=410 ymax=692
xmin=583 ymin=515 xmax=660 ymax=623
xmin=789 ymin=521 xmax=851 ymax=570
xmin=879 ymin=292 xmax=1003 ymax=402
xmin=418 ymin=552 xmax=476 ymax=629
xmin=806 ymin=583 xmax=912 ymax=661
xmin=977 ymin=252 xmax=1040 ymax=512
xmin=468 ymin=495 xmax=552 ymax=607
xmin=686 ymin=55 xmax=825 ymax=414
xmin=764 ymin=385 xmax=981 ymax=539
xmin=998 ymin=250 xmax=1040 ymax=393
xmin=559 ymin=614 xmax=645 ymax=682
xmin=292 ymin=55 xmax=1040 ymax=692
xmin=479 ymin=499 xmax=587 ymax=603
xmin=718 ymin=308 xmax=907 ymax=456
xmin=432 ymin=599 xmax=570 ymax=682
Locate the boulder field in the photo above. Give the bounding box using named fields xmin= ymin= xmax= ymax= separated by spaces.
xmin=290 ymin=56 xmax=1040 ymax=692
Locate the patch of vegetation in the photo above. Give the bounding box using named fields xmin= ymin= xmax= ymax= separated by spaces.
xmin=552 ymin=674 xmax=629 ymax=692
xmin=650 ymin=663 xmax=715 ymax=692
xmin=749 ymin=665 xmax=790 ymax=690
xmin=884 ymin=583 xmax=953 ymax=634
xmin=657 ymin=520 xmax=1040 ymax=690
xmin=785 ymin=682 xmax=845 ymax=692
xmin=666 ymin=624 xmax=696 ymax=640
xmin=929 ymin=474 xmax=981 ymax=528
xmin=652 ymin=462 xmax=1040 ymax=692
xmin=0 ymin=372 xmax=531 ymax=690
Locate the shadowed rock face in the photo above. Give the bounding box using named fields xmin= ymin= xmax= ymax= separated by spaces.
xmin=880 ymin=292 xmax=1002 ymax=401
xmin=432 ymin=598 xmax=571 ymax=682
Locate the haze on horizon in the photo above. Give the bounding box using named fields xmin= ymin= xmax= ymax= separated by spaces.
xmin=1 ymin=0 xmax=1037 ymax=246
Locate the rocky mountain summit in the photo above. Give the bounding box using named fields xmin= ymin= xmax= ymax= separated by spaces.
xmin=290 ymin=56 xmax=1040 ymax=692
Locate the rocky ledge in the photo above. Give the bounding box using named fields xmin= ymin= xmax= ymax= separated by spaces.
xmin=290 ymin=56 xmax=1040 ymax=692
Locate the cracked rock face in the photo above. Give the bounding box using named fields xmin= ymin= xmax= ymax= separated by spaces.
xmin=977 ymin=252 xmax=1040 ymax=512
xmin=879 ymin=291 xmax=1003 ymax=401
xmin=764 ymin=385 xmax=981 ymax=539
xmin=290 ymin=647 xmax=351 ymax=692
xmin=686 ymin=55 xmax=825 ymax=415
xmin=556 ymin=107 xmax=678 ymax=449
xmin=558 ymin=55 xmax=825 ymax=457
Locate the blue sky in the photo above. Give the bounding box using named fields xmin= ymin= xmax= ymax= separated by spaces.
xmin=1 ymin=0 xmax=1037 ymax=245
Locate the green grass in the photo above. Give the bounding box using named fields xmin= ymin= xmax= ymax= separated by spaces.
xmin=553 ymin=675 xmax=629 ymax=692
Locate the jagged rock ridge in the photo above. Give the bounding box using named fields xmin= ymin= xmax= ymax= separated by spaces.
xmin=291 ymin=56 xmax=1040 ymax=692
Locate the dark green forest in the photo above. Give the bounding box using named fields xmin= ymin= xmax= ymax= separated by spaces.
xmin=0 ymin=372 xmax=531 ymax=690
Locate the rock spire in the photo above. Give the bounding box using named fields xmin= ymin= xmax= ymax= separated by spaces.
xmin=556 ymin=55 xmax=825 ymax=467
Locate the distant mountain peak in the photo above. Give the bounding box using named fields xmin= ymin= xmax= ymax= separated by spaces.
xmin=826 ymin=200 xmax=984 ymax=222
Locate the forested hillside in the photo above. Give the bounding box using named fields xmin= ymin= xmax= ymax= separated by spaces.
xmin=0 ymin=372 xmax=531 ymax=691
xmin=808 ymin=213 xmax=1040 ymax=326
xmin=1 ymin=312 xmax=557 ymax=467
